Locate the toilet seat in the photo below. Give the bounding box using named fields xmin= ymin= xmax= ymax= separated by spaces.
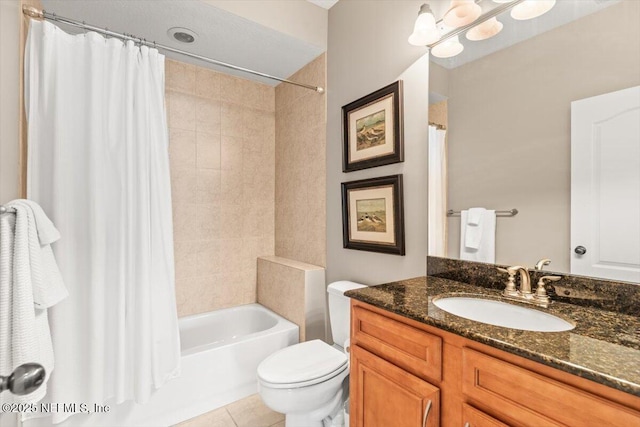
xmin=258 ymin=340 xmax=348 ymax=389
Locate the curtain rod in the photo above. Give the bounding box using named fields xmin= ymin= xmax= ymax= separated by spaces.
xmin=22 ymin=5 xmax=325 ymax=94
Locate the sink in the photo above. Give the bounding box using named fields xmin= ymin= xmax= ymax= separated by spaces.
xmin=432 ymin=296 xmax=575 ymax=332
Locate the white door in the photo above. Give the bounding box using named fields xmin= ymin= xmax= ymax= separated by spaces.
xmin=571 ymin=86 xmax=640 ymax=283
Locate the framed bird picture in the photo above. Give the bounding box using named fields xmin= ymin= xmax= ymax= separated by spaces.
xmin=341 ymin=174 xmax=405 ymax=255
xmin=342 ymin=80 xmax=404 ymax=172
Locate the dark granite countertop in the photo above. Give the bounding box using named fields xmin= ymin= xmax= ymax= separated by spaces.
xmin=346 ymin=276 xmax=640 ymax=397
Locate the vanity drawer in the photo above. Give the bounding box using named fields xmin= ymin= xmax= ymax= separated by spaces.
xmin=351 ymin=306 xmax=442 ymax=382
xmin=462 ymin=348 xmax=640 ymax=427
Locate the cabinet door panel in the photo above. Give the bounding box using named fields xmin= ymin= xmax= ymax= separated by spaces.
xmin=352 ymin=306 xmax=442 ymax=382
xmin=462 ymin=347 xmax=640 ymax=426
xmin=351 ymin=345 xmax=439 ymax=427
xmin=462 ymin=403 xmax=510 ymax=427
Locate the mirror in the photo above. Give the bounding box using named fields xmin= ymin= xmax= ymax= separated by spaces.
xmin=428 ymin=0 xmax=640 ymax=282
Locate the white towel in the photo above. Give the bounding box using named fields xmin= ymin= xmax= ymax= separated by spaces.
xmin=464 ymin=207 xmax=486 ymax=249
xmin=0 ymin=201 xmax=67 ymax=405
xmin=460 ymin=209 xmax=496 ymax=263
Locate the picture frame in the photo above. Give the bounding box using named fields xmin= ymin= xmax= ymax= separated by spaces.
xmin=341 ymin=174 xmax=405 ymax=255
xmin=342 ymin=80 xmax=404 ymax=172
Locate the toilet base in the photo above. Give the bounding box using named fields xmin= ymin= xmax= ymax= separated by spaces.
xmin=284 ymin=387 xmax=345 ymax=427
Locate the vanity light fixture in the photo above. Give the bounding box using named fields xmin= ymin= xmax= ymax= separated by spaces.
xmin=466 ymin=16 xmax=503 ymax=41
xmin=511 ymin=0 xmax=556 ymax=20
xmin=431 ymin=34 xmax=464 ymax=58
xmin=408 ymin=3 xmax=441 ymax=46
xmin=443 ymin=0 xmax=482 ymax=28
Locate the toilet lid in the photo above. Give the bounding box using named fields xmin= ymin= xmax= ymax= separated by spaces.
xmin=258 ymin=340 xmax=348 ymax=387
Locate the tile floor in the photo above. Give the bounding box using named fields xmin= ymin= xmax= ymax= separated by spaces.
xmin=176 ymin=394 xmax=284 ymax=427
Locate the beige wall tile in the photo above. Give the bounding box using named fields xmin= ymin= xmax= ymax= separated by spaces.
xmin=166 ymin=59 xmax=196 ymax=94
xmin=168 ymin=91 xmax=196 ymax=131
xmin=169 ymin=129 xmax=196 ymax=170
xmin=196 ymin=97 xmax=221 ymax=135
xmin=274 ymin=53 xmax=326 ymax=267
xmin=221 ymin=135 xmax=243 ymax=171
xmin=196 ymin=169 xmax=221 ymax=204
xmin=196 ymin=140 xmax=221 ymax=169
xmin=173 ymin=203 xmax=200 ymax=242
xmin=195 ymin=67 xmax=221 ymax=100
xmin=171 ymin=168 xmax=197 ymax=204
xmin=167 ymin=60 xmax=279 ymax=317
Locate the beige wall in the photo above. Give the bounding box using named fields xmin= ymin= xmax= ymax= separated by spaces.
xmin=327 ymin=0 xmax=431 ymax=285
xmin=275 ymin=53 xmax=327 ymax=267
xmin=445 ymin=0 xmax=640 ymax=271
xmin=166 ymin=59 xmax=276 ymax=317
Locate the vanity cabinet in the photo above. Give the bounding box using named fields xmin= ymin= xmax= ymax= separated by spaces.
xmin=350 ymin=300 xmax=640 ymax=427
xmin=351 ymin=345 xmax=440 ymax=427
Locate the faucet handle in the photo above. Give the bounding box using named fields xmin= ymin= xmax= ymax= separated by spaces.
xmin=534 ymin=275 xmax=562 ymax=305
xmin=497 ymin=267 xmax=519 ymax=296
xmin=535 ymin=258 xmax=552 ymax=270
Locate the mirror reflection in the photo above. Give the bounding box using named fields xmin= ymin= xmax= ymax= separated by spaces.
xmin=428 ymin=0 xmax=640 ymax=283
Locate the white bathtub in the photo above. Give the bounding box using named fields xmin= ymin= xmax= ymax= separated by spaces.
xmin=26 ymin=304 xmax=298 ymax=427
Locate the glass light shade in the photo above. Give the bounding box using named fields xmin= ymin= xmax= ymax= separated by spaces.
xmin=443 ymin=0 xmax=482 ymax=28
xmin=492 ymin=0 xmax=515 ymax=3
xmin=466 ymin=17 xmax=504 ymax=41
xmin=408 ymin=7 xmax=441 ymax=46
xmin=431 ymin=35 xmax=464 ymax=58
xmin=511 ymin=0 xmax=556 ymax=20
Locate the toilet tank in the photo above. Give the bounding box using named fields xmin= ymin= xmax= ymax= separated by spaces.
xmin=327 ymin=281 xmax=367 ymax=348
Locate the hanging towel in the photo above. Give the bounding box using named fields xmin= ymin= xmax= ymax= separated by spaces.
xmin=0 ymin=201 xmax=67 ymax=405
xmin=460 ymin=209 xmax=496 ymax=263
xmin=464 ymin=207 xmax=486 ymax=249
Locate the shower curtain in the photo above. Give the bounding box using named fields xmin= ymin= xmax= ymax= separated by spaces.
xmin=428 ymin=125 xmax=447 ymax=257
xmin=25 ymin=20 xmax=180 ymax=423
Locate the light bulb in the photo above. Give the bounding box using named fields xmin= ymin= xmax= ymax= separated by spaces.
xmin=511 ymin=0 xmax=556 ymax=20
xmin=466 ymin=17 xmax=504 ymax=41
xmin=408 ymin=4 xmax=441 ymax=46
xmin=443 ymin=0 xmax=482 ymax=28
xmin=431 ymin=35 xmax=464 ymax=58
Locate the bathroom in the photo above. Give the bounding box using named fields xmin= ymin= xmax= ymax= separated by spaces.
xmin=0 ymin=0 xmax=638 ymax=426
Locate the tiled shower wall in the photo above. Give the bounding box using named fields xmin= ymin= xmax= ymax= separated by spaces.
xmin=166 ymin=59 xmax=275 ymax=317
xmin=274 ymin=54 xmax=327 ymax=267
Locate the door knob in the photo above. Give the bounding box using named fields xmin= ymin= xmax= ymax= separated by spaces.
xmin=0 ymin=363 xmax=45 ymax=396
xmin=574 ymin=246 xmax=587 ymax=255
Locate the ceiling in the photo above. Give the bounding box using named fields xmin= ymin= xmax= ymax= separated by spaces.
xmin=307 ymin=0 xmax=340 ymax=9
xmin=40 ymin=0 xmax=325 ymax=86
xmin=429 ymin=0 xmax=621 ymax=69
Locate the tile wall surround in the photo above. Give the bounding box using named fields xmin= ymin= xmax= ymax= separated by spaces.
xmin=257 ymin=256 xmax=326 ymax=342
xmin=427 ymin=256 xmax=640 ymax=316
xmin=274 ymin=53 xmax=327 ymax=267
xmin=166 ymin=59 xmax=276 ymax=317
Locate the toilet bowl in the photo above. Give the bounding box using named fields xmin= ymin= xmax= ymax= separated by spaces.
xmin=257 ymin=281 xmax=367 ymax=427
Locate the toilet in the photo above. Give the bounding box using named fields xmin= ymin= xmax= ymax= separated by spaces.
xmin=257 ymin=281 xmax=367 ymax=427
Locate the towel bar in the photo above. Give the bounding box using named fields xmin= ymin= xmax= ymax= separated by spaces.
xmin=447 ymin=208 xmax=518 ymax=217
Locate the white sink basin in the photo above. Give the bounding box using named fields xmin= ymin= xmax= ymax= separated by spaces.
xmin=433 ymin=297 xmax=575 ymax=332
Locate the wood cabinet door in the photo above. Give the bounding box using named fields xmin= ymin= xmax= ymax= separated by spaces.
xmin=351 ymin=345 xmax=440 ymax=427
xmin=462 ymin=403 xmax=510 ymax=427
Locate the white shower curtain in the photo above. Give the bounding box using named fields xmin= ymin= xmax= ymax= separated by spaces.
xmin=428 ymin=126 xmax=447 ymax=257
xmin=25 ymin=20 xmax=180 ymax=423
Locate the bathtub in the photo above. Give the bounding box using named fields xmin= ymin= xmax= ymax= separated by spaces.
xmin=25 ymin=304 xmax=298 ymax=427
